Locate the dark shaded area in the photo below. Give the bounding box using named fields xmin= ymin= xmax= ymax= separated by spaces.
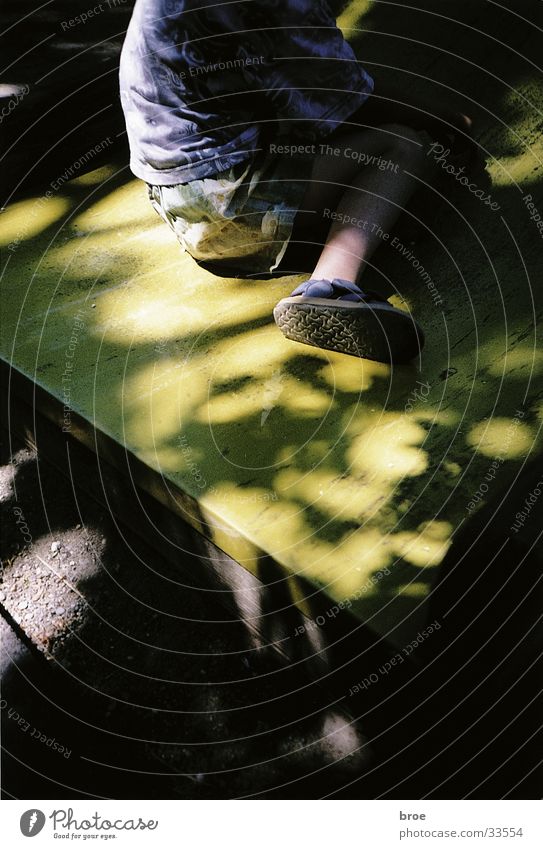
xmin=2 ymin=403 xmax=541 ymax=799
xmin=0 ymin=0 xmax=134 ymax=202
xmin=422 ymin=466 xmax=543 ymax=798
xmin=339 ymin=462 xmax=543 ymax=799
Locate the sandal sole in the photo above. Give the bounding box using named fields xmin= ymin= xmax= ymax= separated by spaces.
xmin=273 ymin=297 xmax=424 ymax=363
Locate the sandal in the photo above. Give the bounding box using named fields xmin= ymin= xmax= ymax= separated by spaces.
xmin=273 ymin=278 xmax=424 ymax=363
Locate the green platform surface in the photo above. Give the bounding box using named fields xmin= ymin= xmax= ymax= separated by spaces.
xmin=1 ymin=1 xmax=542 ymax=646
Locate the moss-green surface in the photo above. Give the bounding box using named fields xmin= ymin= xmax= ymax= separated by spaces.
xmin=1 ymin=1 xmax=542 ymax=646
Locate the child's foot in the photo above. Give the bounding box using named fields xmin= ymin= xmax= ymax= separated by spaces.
xmin=273 ymin=278 xmax=424 ymax=363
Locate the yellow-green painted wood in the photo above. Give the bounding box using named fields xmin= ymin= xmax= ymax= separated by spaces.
xmin=2 ymin=2 xmax=542 ymax=647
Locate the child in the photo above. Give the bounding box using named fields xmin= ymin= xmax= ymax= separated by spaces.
xmin=120 ymin=0 xmax=472 ymax=363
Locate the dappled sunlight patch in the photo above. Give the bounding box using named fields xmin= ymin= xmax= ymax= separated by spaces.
xmin=391 ymin=520 xmax=453 ymax=568
xmin=387 ymin=294 xmax=413 ymax=313
xmin=467 ymin=417 xmax=537 ymax=458
xmin=323 ymin=529 xmax=394 ymax=594
xmin=131 ymin=223 xmax=183 ymax=246
xmin=73 ymin=179 xmax=155 ymax=230
xmin=412 ymin=408 xmax=457 ymax=427
xmin=467 ymin=340 xmax=538 ymax=381
xmin=284 ymin=572 xmax=315 ymax=619
xmin=301 ymin=439 xmax=335 ymax=464
xmin=442 ymin=460 xmax=462 ymax=477
xmin=138 ymin=444 xmax=202 ymax=473
xmin=275 ymin=443 xmax=304 ymax=467
xmin=395 ymin=582 xmax=428 ymax=598
xmin=281 ymin=529 xmax=393 ymax=599
xmin=486 ymin=148 xmax=542 ymax=188
xmin=98 ymin=289 xmax=205 ymax=343
xmin=419 ymin=519 xmax=452 ymax=541
xmin=273 ymin=467 xmax=385 ymax=521
xmin=121 ymin=357 xmax=209 ymax=449
xmin=198 ymin=380 xmax=277 ymax=424
xmin=122 ymin=354 xmax=207 ymax=410
xmin=318 ymin=356 xmax=386 ymax=393
xmin=200 ymin=373 xmax=331 ymax=424
xmin=197 ymin=503 xmax=266 ymax=573
xmin=337 ymin=0 xmax=374 ymax=33
xmin=48 ymin=226 xmax=179 ymax=284
xmin=0 ymin=196 xmax=71 ymax=248
xmin=495 ymin=80 xmax=543 ymax=159
xmin=485 ymin=346 xmax=543 ymax=377
xmin=345 ymin=413 xmax=429 ymax=480
xmin=203 ymin=483 xmax=306 ymax=551
xmin=206 ymin=323 xmax=294 ymax=381
xmin=199 ymin=489 xmax=399 ymax=590
xmin=284 ymin=383 xmax=332 ymax=417
xmin=92 ymin=267 xmax=277 ymax=344
xmin=70 ymin=165 xmax=119 ymax=187
xmin=487 ymin=113 xmax=542 ymax=161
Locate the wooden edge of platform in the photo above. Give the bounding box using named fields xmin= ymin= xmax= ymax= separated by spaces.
xmin=1 ymin=358 xmax=412 ymax=703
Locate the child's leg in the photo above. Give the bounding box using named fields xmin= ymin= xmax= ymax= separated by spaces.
xmin=292 ymin=123 xmax=432 ymax=284
xmin=274 ymin=124 xmax=435 ymax=362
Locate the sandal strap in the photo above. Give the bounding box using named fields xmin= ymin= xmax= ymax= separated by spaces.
xmin=290 ymin=278 xmax=389 ymax=304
